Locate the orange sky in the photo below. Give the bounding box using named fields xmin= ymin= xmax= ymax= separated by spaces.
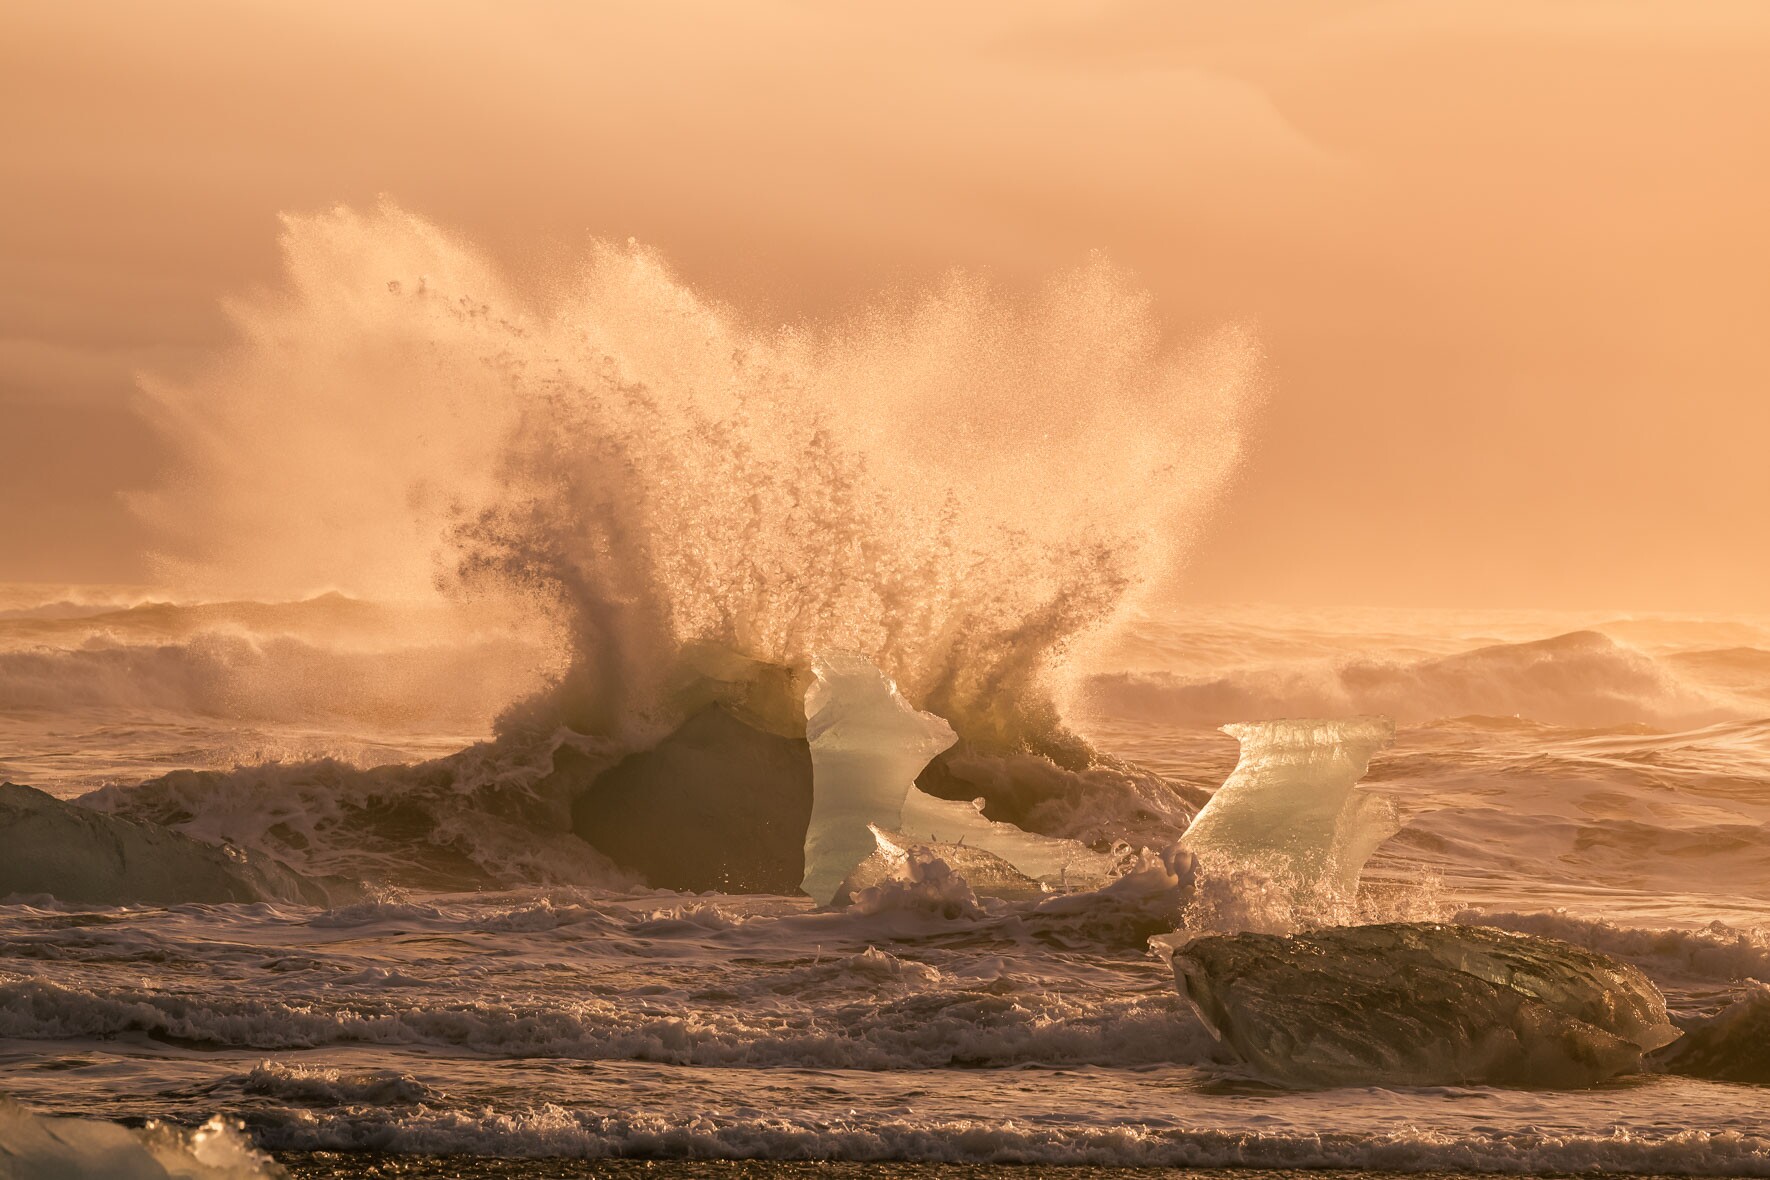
xmin=3 ymin=1 xmax=1767 ymax=612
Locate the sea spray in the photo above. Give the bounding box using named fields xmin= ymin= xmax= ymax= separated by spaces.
xmin=136 ymin=202 xmax=1261 ymax=759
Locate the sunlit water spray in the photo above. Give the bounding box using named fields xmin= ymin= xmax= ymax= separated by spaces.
xmin=135 ymin=202 xmax=1260 ymax=757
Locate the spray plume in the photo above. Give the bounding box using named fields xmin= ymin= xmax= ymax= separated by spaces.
xmin=138 ymin=202 xmax=1259 ymax=755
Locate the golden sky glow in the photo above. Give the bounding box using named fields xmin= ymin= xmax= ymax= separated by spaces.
xmin=3 ymin=1 xmax=1766 ymax=611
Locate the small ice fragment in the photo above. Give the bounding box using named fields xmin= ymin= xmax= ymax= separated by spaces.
xmin=800 ymin=653 xmax=957 ymax=904
xmin=845 ymin=842 xmax=984 ymax=918
xmin=898 ymin=788 xmax=1122 ymax=892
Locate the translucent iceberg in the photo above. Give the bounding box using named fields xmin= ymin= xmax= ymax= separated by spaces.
xmin=800 ymin=653 xmax=958 ymax=904
xmin=1171 ymin=921 xmax=1679 ymax=1088
xmin=0 ymin=1098 xmax=283 ymax=1178
xmin=1180 ymin=716 xmax=1399 ymax=915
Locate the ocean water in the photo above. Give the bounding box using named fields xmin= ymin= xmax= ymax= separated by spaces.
xmin=4 ymin=208 xmax=1770 ymax=1175
xmin=3 ymin=587 xmax=1770 ymax=1176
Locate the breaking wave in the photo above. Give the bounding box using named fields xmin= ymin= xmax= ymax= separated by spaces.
xmin=137 ymin=203 xmax=1260 ymax=760
xmin=1461 ymin=908 xmax=1770 ymax=992
xmin=243 ymin=1108 xmax=1770 ymax=1173
xmin=0 ymin=593 xmax=545 ymax=729
xmin=1086 ymin=629 xmax=1750 ymax=729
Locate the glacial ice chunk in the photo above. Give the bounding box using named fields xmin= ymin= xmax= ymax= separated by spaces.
xmin=0 ymin=782 xmax=341 ymax=907
xmin=568 ymin=705 xmax=813 ymax=893
xmin=1180 ymin=716 xmax=1399 ymax=915
xmin=1171 ymin=921 xmax=1679 ymax=1088
xmin=0 ymin=1098 xmax=284 ymax=1178
xmin=800 ymin=653 xmax=957 ymax=904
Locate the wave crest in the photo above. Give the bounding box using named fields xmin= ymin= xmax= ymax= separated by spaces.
xmin=1086 ymin=630 xmax=1743 ymax=729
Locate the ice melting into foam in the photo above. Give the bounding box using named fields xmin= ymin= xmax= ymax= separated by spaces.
xmin=846 ymin=844 xmax=985 ymax=919
xmin=0 ymin=1099 xmax=283 ymax=1179
xmin=1180 ymin=716 xmax=1399 ymax=919
xmin=801 ymin=653 xmax=958 ymax=904
xmin=897 ymin=790 xmax=1125 ymax=892
xmin=853 ymin=824 xmax=1047 ymax=902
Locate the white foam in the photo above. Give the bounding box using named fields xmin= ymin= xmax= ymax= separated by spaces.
xmin=231 ymin=1099 xmax=1770 ymax=1173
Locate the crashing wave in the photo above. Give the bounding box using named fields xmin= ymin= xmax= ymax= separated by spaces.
xmin=1169 ymin=921 xmax=1679 ymax=1088
xmin=22 ymin=208 xmax=1254 ymax=898
xmin=136 ymin=203 xmax=1257 ymax=779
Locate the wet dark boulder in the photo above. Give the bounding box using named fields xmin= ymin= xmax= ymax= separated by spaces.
xmin=1171 ymin=921 xmax=1678 ymax=1088
xmin=565 ymin=705 xmax=813 ymax=893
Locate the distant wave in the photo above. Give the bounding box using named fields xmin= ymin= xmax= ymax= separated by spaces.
xmin=1084 ymin=630 xmax=1751 ymax=729
xmin=0 ymin=590 xmax=398 ymax=640
xmin=0 ymin=632 xmax=538 ymax=727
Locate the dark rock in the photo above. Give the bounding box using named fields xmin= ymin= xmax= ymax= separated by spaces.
xmin=566 ymin=705 xmax=813 ymax=893
xmin=1172 ymin=921 xmax=1678 ymax=1088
